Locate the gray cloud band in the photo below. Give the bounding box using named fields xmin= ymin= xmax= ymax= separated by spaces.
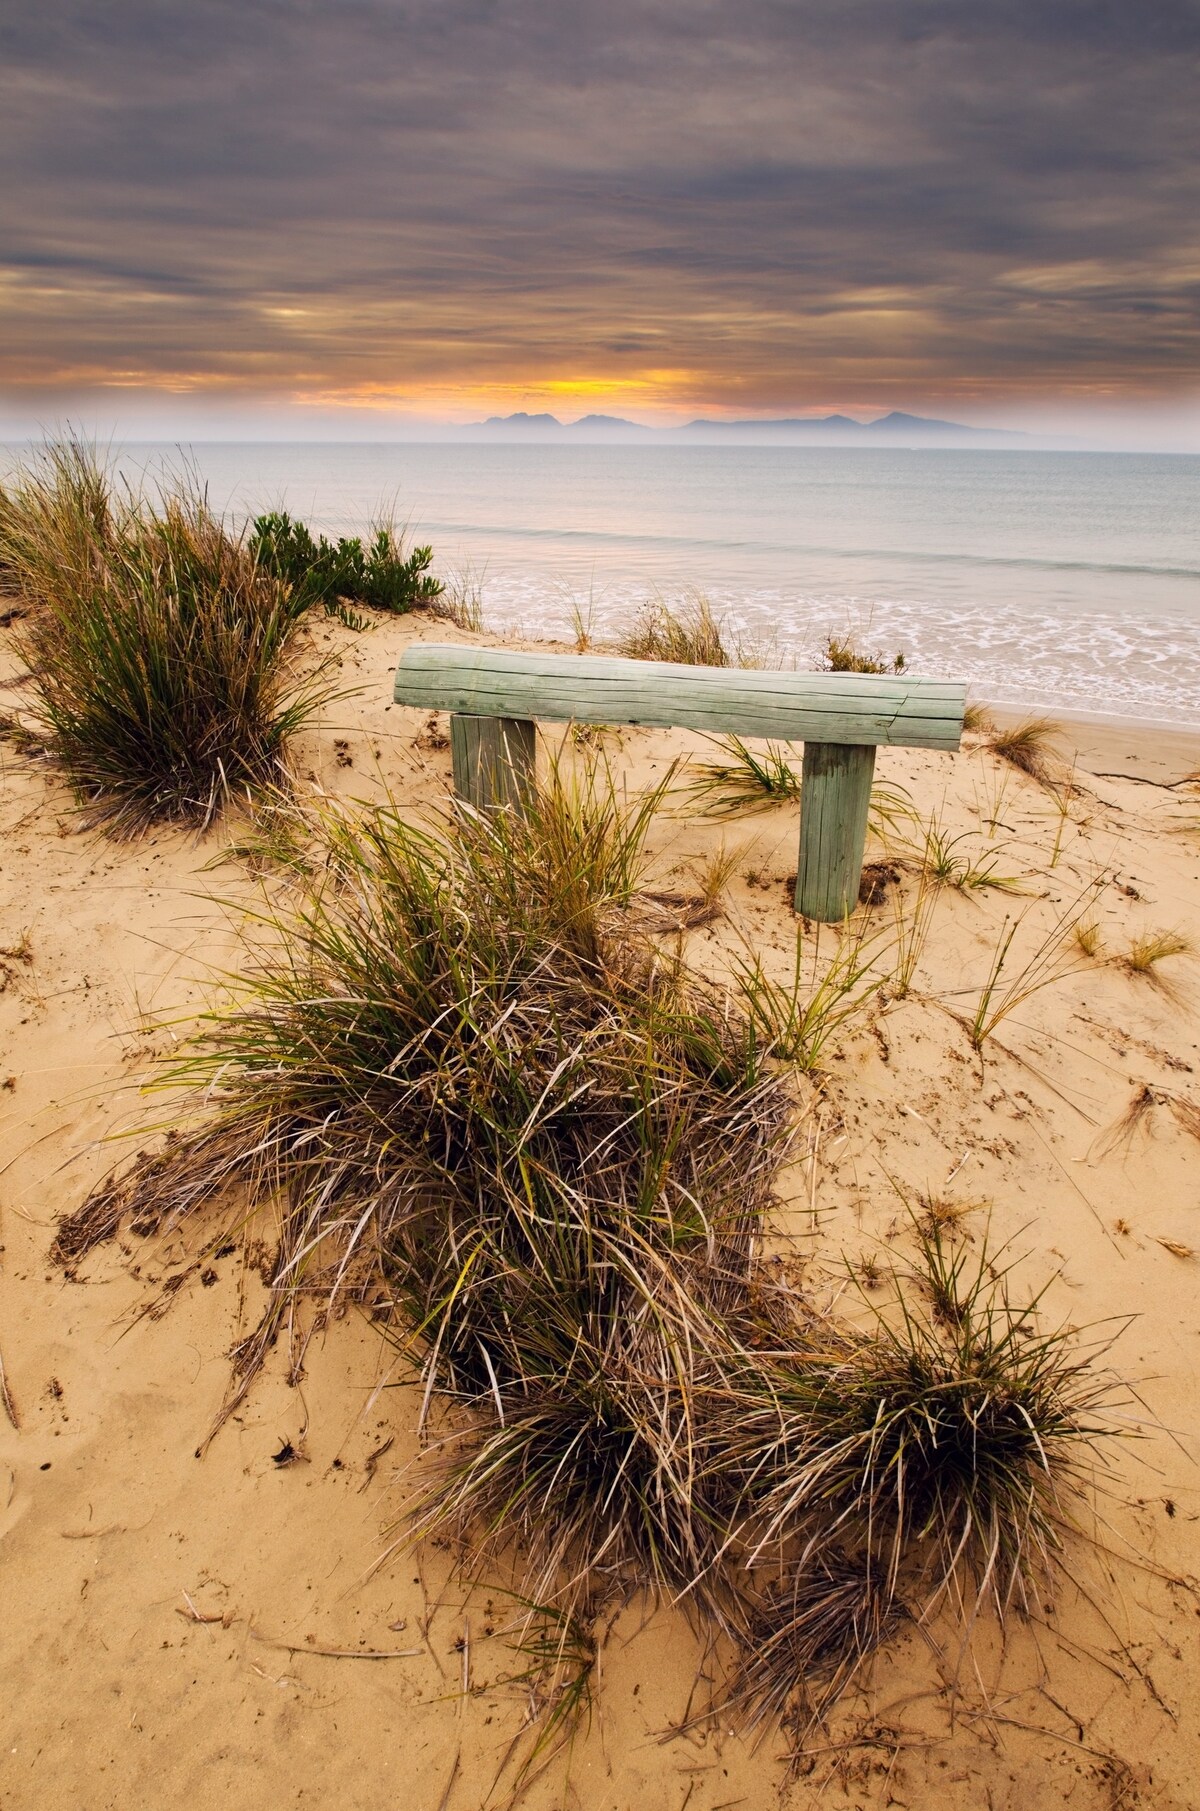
xmin=1 ymin=0 xmax=1197 ymax=403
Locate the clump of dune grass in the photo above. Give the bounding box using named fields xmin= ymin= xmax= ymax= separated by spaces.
xmin=818 ymin=633 xmax=906 ymax=675
xmin=684 ymin=735 xmax=801 ymax=815
xmin=732 ymin=921 xmax=886 ymax=1072
xmin=985 ymin=716 xmax=1067 ymax=786
xmin=1073 ymin=917 xmax=1106 ymax=959
xmin=4 ymin=444 xmax=330 ymax=834
xmin=918 ymin=1192 xmax=985 ymax=1237
xmin=962 ymin=699 xmax=998 ymax=736
xmin=1093 ymin=1081 xmax=1200 ymax=1158
xmin=743 ymin=1229 xmax=1120 ymax=1629
xmin=1120 ymin=927 xmax=1193 ymax=981
xmin=681 ymin=840 xmax=742 ymax=921
xmin=63 ymin=757 xmax=793 ymax=1597
xmin=57 ymin=762 xmax=1125 ymax=1745
xmin=0 ymin=439 xmax=115 ymax=612
xmin=728 ymin=1550 xmax=901 ymax=1731
xmin=617 ymin=593 xmax=731 ymax=666
xmin=919 ymin=818 xmax=1026 ymax=894
xmin=431 ymin=564 xmax=486 ymax=633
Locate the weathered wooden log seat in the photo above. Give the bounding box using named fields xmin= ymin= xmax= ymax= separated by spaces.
xmin=394 ymin=644 xmax=965 ymax=922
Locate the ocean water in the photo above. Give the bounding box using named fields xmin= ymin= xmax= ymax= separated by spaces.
xmin=6 ymin=441 xmax=1199 ymax=728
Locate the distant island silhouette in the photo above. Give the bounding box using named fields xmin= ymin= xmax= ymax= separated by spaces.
xmin=470 ymin=410 xmax=1029 ymax=445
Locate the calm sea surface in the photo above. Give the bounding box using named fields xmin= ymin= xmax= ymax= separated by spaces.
xmin=6 ymin=442 xmax=1199 ymax=727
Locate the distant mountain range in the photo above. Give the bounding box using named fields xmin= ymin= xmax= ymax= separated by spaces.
xmin=468 ymin=409 xmax=1029 ymax=445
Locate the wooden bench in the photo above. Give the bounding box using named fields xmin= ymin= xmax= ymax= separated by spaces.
xmin=394 ymin=644 xmax=965 ymax=921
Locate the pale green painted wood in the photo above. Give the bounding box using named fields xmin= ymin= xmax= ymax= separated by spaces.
xmin=450 ymin=713 xmax=536 ymax=812
xmin=396 ymin=645 xmax=965 ymax=751
xmin=795 ymin=743 xmax=877 ymax=922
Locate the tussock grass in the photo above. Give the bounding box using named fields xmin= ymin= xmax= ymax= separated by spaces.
xmin=1073 ymin=918 xmax=1106 ymax=959
xmin=431 ymin=565 xmax=486 ymax=633
xmin=729 ymin=1550 xmax=901 ymax=1730
xmin=617 ymin=594 xmax=732 ymax=666
xmin=732 ymin=921 xmax=886 ymax=1072
xmin=0 ymin=439 xmax=114 ymax=612
xmin=744 ymin=1229 xmax=1120 ymax=1622
xmin=918 ymin=1193 xmax=985 ymax=1236
xmin=1093 ymin=1082 xmax=1200 ymax=1157
xmin=63 ymin=759 xmax=792 ymax=1592
xmin=985 ymin=716 xmax=1067 ymax=787
xmin=6 ymin=447 xmax=329 ymax=833
xmin=1120 ymin=927 xmax=1193 ymax=979
xmin=920 ymin=819 xmax=1026 ymax=894
xmin=682 ymin=840 xmax=741 ymax=919
xmin=58 ymin=764 xmax=1124 ymax=1741
xmin=962 ymin=700 xmax=998 ymax=736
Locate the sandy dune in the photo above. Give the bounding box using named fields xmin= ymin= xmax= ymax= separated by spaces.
xmin=2 ymin=612 xmax=1199 ymax=1810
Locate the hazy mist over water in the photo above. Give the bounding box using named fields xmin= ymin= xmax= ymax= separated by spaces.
xmin=5 ymin=442 xmax=1198 ymax=728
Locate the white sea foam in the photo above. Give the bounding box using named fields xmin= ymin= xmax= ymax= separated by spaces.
xmin=4 ymin=439 xmax=1196 ymax=728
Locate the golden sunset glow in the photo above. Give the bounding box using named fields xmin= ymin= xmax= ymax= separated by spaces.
xmin=1 ymin=4 xmax=1197 ymax=437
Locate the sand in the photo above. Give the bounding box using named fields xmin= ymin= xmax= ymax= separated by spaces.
xmin=2 ymin=610 xmax=1199 ymax=1810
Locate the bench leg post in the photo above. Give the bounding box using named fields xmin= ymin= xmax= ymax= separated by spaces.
xmin=795 ymin=742 xmax=876 ymax=921
xmin=449 ymin=714 xmax=537 ymax=812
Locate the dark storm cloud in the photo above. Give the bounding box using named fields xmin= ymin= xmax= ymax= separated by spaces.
xmin=1 ymin=0 xmax=1198 ymax=411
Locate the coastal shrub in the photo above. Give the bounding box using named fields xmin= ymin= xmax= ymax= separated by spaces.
xmin=7 ymin=448 xmax=328 ymax=833
xmin=250 ymin=510 xmax=442 ymax=619
xmin=58 ymin=762 xmax=1121 ymax=1740
xmin=818 ymin=633 xmax=906 ymax=675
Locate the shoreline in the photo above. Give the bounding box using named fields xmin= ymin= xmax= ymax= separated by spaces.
xmin=984 ymin=701 xmax=1198 ymax=781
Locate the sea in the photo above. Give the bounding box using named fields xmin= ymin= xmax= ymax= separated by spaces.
xmin=5 ymin=441 xmax=1199 ymax=729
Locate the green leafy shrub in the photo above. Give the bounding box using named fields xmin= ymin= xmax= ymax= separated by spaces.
xmin=251 ymin=511 xmax=442 ymax=619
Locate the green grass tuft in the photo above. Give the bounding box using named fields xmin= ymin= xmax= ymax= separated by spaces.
xmin=5 ymin=446 xmax=330 ymax=834
xmin=617 ymin=594 xmax=732 ymax=666
xmin=56 ymin=760 xmax=1125 ymax=1739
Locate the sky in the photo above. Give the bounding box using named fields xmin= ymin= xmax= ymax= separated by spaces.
xmin=2 ymin=0 xmax=1199 ymax=443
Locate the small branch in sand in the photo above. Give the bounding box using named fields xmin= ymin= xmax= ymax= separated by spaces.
xmin=1091 ymin=772 xmax=1197 ymax=790
xmin=177 ymin=1590 xmax=233 ymax=1626
xmin=61 ymin=1523 xmax=142 ymax=1540
xmin=0 ymin=1345 xmax=18 ymax=1429
xmin=436 ymin=1751 xmax=460 ymax=1811
xmin=356 ymin=1432 xmax=395 ymax=1493
xmin=250 ymin=1625 xmax=422 ymax=1659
